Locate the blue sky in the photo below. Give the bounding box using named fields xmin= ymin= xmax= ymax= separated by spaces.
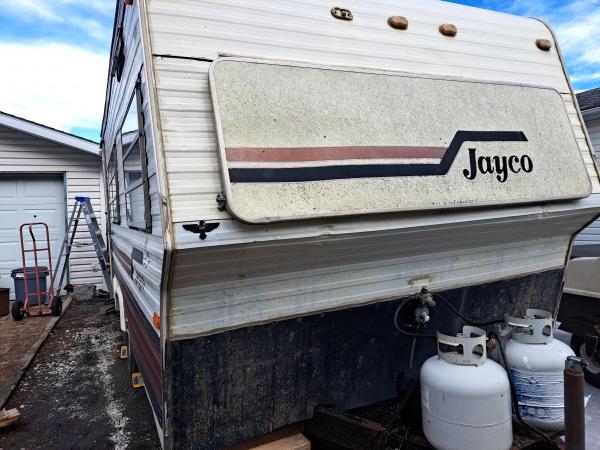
xmin=0 ymin=1 xmax=114 ymax=142
xmin=0 ymin=0 xmax=598 ymax=142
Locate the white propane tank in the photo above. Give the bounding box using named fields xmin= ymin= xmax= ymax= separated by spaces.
xmin=421 ymin=326 xmax=512 ymax=450
xmin=505 ymin=309 xmax=574 ymax=432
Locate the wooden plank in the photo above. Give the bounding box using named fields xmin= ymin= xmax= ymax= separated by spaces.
xmin=0 ymin=408 xmax=21 ymax=429
xmin=250 ymin=434 xmax=310 ymax=450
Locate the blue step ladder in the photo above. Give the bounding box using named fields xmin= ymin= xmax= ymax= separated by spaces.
xmin=53 ymin=196 xmax=113 ymax=298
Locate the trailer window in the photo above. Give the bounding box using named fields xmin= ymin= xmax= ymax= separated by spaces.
xmin=120 ymin=81 xmax=151 ymax=232
xmin=107 ymin=145 xmax=120 ymax=224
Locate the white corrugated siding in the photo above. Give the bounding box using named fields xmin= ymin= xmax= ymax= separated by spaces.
xmin=590 ymin=119 xmax=600 ymax=159
xmin=147 ymin=0 xmax=568 ymax=89
xmin=151 ymin=57 xmax=600 ymax=229
xmin=575 ymin=118 xmax=600 ymax=247
xmin=147 ymin=0 xmax=599 ymax=226
xmin=102 ymin=0 xmax=164 ymax=326
xmin=142 ymin=0 xmax=600 ymax=338
xmin=0 ymin=124 xmax=103 ymax=286
xmin=170 ymin=201 xmax=600 ymax=337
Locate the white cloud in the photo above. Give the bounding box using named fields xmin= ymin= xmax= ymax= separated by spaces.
xmin=0 ymin=42 xmax=107 ymax=137
xmin=70 ymin=17 xmax=112 ymax=42
xmin=4 ymin=0 xmax=114 ymax=19
xmin=3 ymin=0 xmax=61 ymax=22
xmin=3 ymin=0 xmax=114 ymax=42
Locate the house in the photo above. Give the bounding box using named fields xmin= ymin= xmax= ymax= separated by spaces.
xmin=573 ymin=87 xmax=600 ymax=256
xmin=0 ymin=111 xmax=104 ymax=298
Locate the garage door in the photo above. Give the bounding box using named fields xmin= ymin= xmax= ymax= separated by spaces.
xmin=0 ymin=175 xmax=65 ymax=299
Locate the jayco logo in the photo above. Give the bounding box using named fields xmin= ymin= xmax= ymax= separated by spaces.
xmin=463 ymin=148 xmax=533 ymax=182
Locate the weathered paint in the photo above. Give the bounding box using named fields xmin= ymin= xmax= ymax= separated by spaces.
xmin=118 ymin=269 xmax=163 ymax=427
xmin=147 ymin=0 xmax=600 ymax=228
xmin=100 ymin=1 xmax=166 ymax=439
xmin=101 ymin=0 xmax=164 ymax=334
xmin=169 ymin=203 xmax=597 ymax=339
xmin=511 ymin=369 xmax=565 ymax=425
xmin=165 ymin=269 xmax=563 ymax=449
xmin=96 ymin=1 xmax=600 ymax=447
xmin=210 ymin=58 xmax=589 ymax=222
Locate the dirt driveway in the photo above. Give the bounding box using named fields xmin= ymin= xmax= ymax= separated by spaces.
xmin=0 ymin=297 xmax=159 ymax=450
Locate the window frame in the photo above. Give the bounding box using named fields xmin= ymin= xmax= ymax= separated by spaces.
xmin=120 ymin=80 xmax=151 ymax=233
xmin=110 ymin=2 xmax=126 ymax=82
xmin=107 ymin=143 xmax=120 ymax=224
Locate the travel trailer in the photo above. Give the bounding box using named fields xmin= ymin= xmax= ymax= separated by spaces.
xmin=100 ymin=0 xmax=600 ymax=448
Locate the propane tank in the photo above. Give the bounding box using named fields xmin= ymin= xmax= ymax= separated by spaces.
xmin=504 ymin=309 xmax=575 ymax=432
xmin=421 ymin=326 xmax=512 ymax=450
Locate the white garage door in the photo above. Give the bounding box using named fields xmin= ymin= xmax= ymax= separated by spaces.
xmin=0 ymin=175 xmax=65 ymax=299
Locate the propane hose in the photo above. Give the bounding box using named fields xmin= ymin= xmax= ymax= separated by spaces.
xmin=393 ymin=291 xmax=504 ymax=339
xmin=487 ymin=331 xmax=558 ymax=447
xmin=432 ymin=292 xmax=505 ymax=327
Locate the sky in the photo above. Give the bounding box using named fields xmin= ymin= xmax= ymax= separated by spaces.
xmin=0 ymin=0 xmax=598 ymax=142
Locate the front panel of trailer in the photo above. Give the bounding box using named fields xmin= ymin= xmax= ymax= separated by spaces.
xmin=209 ymin=58 xmax=590 ymax=223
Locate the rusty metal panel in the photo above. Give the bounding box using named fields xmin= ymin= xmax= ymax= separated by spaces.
xmin=209 ymin=58 xmax=591 ymax=223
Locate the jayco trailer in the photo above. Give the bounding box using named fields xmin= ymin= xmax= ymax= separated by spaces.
xmin=100 ymin=1 xmax=600 ymax=448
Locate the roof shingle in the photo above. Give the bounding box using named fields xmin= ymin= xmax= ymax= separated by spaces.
xmin=576 ymin=87 xmax=600 ymax=111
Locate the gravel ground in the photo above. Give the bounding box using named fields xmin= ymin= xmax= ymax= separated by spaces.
xmin=0 ymin=297 xmax=159 ymax=450
xmin=1 ymin=301 xmax=597 ymax=449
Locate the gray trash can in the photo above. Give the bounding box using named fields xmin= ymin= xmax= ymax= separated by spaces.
xmin=11 ymin=267 xmax=49 ymax=306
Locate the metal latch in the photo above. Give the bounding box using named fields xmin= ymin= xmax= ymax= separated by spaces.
xmin=216 ymin=193 xmax=227 ymax=211
xmin=331 ymin=7 xmax=353 ymax=21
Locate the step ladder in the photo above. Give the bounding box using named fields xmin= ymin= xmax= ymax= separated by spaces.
xmin=53 ymin=196 xmax=113 ymax=298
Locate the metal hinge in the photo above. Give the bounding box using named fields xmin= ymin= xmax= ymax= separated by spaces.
xmin=216 ymin=193 xmax=227 ymax=211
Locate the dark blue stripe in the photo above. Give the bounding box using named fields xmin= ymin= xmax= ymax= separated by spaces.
xmin=228 ymin=131 xmax=527 ymax=183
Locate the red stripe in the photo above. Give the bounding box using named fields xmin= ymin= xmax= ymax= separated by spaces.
xmin=226 ymin=146 xmax=446 ymax=162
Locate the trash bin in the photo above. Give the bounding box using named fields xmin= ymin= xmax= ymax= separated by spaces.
xmin=0 ymin=288 xmax=9 ymax=317
xmin=11 ymin=267 xmax=49 ymax=306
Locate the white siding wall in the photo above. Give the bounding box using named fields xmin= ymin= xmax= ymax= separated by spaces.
xmin=590 ymin=119 xmax=600 ymax=159
xmin=142 ymin=0 xmax=600 ymax=338
xmin=147 ymin=0 xmax=599 ymax=227
xmin=170 ymin=203 xmax=598 ymax=337
xmin=102 ymin=1 xmax=164 ymax=326
xmin=0 ymin=124 xmax=103 ymax=286
xmin=575 ymin=118 xmax=600 ymax=248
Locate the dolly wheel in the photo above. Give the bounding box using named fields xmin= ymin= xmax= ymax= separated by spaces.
xmin=51 ymin=296 xmax=62 ymax=316
xmin=11 ymin=301 xmax=25 ymax=321
xmin=571 ymin=334 xmax=600 ymax=388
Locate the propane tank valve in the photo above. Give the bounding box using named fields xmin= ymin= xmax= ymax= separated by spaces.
xmin=414 ymin=287 xmax=436 ymax=324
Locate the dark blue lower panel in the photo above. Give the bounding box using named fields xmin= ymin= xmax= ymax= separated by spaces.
xmin=117 ymin=273 xmax=163 ymax=428
xmin=165 ymin=269 xmax=563 ymax=450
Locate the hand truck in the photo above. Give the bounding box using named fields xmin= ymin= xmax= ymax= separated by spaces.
xmin=11 ymin=222 xmax=62 ymax=320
